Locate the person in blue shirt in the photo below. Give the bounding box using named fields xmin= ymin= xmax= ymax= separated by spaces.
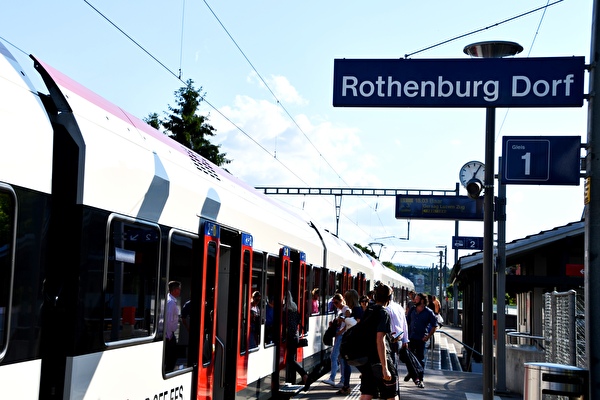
xmin=406 ymin=292 xmax=438 ymax=388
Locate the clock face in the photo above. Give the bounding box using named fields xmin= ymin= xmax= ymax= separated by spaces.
xmin=459 ymin=161 xmax=485 ymax=187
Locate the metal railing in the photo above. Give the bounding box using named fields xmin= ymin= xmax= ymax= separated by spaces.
xmin=543 ymin=289 xmax=586 ymax=368
xmin=437 ymin=329 xmax=482 ymax=357
xmin=435 ymin=329 xmax=482 ymax=372
xmin=506 ymin=331 xmax=545 ymax=350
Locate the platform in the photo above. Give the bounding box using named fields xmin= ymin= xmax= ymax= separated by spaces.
xmin=293 ymin=368 xmax=523 ymax=400
xmin=293 ymin=325 xmax=523 ymax=400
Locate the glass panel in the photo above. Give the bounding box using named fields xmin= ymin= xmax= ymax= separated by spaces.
xmin=202 ymin=241 xmax=217 ymax=366
xmin=104 ymin=219 xmax=159 ymax=342
xmin=165 ymin=232 xmax=195 ymax=372
xmin=0 ymin=191 xmax=14 ymax=353
xmin=240 ymin=249 xmax=250 ymax=354
xmin=249 ymin=250 xmax=263 ymax=350
xmin=264 ymin=256 xmax=277 ymax=346
xmin=311 ymin=267 xmax=321 ymax=315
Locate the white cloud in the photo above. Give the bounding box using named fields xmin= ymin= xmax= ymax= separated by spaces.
xmin=247 ymin=72 xmax=308 ymax=106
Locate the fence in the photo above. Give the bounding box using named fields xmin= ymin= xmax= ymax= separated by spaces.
xmin=543 ymin=289 xmax=586 ymax=368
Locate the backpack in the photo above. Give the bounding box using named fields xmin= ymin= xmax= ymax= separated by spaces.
xmin=339 ymin=305 xmax=377 ymax=366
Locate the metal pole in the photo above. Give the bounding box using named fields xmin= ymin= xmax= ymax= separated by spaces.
xmin=440 ymin=245 xmax=448 ymax=304
xmin=496 ymin=157 xmax=507 ymax=393
xmin=585 ymin=0 xmax=600 ymax=397
xmin=482 ymin=106 xmax=495 ymax=400
xmin=454 ymin=183 xmax=460 ymax=328
xmin=439 ymin=251 xmax=444 ymax=302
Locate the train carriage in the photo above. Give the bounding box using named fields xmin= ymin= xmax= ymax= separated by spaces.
xmin=0 ymin=42 xmax=413 ymax=400
xmin=0 ymin=42 xmax=54 ymax=399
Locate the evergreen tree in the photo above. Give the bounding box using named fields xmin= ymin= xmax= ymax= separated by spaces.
xmin=145 ymin=79 xmax=231 ymax=166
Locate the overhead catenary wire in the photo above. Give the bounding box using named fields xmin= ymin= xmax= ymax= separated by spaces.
xmin=81 ymin=0 xmax=310 ymax=187
xmin=497 ymin=0 xmax=552 ymax=140
xmin=79 ymin=0 xmax=563 ymax=241
xmin=404 ymin=0 xmax=563 ymax=58
xmin=178 ymin=0 xmax=186 ymax=79
xmin=200 ymin=0 xmax=350 ymax=187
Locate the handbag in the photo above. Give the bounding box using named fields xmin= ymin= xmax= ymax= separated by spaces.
xmin=323 ymin=320 xmax=338 ymax=346
xmin=436 ymin=313 xmax=444 ymax=325
xmin=399 ymin=347 xmax=424 ymax=381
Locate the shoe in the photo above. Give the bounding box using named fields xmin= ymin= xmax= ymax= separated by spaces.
xmin=404 ymin=374 xmax=411 ymax=382
xmin=336 ymin=386 xmax=351 ymax=395
xmin=302 ymin=375 xmax=310 ymax=391
xmin=322 ymin=378 xmax=336 ymax=386
xmin=416 ymin=381 xmax=425 ymax=388
xmin=335 ymin=382 xmax=344 ymax=388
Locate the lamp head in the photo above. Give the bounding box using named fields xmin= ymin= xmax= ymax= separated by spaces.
xmin=466 ymin=178 xmax=483 ymax=199
xmin=463 ymin=41 xmax=523 ymax=58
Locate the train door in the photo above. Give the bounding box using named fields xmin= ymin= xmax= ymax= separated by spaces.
xmin=194 ymin=222 xmax=219 ymax=399
xmin=212 ymin=224 xmax=254 ymax=399
xmin=164 ymin=230 xmax=201 ymax=383
xmin=274 ymin=247 xmax=307 ymax=390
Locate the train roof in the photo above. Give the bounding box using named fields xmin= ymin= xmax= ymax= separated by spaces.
xmin=21 ymin=53 xmax=414 ymax=289
xmin=31 ymin=55 xmax=321 ymax=258
xmin=0 ymin=43 xmax=53 ymax=194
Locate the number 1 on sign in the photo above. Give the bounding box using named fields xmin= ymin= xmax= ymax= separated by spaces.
xmin=521 ymin=152 xmax=531 ymax=175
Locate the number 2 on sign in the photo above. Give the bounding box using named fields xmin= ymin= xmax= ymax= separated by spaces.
xmin=521 ymin=152 xmax=531 ymax=175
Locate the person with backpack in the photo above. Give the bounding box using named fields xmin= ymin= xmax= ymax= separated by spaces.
xmin=354 ymin=283 xmax=399 ymax=400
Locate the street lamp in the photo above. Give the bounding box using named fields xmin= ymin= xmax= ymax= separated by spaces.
xmin=368 ymin=242 xmax=385 ymax=259
xmin=463 ymin=40 xmax=522 ymax=400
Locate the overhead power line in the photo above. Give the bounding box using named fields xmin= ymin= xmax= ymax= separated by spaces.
xmin=404 ymin=0 xmax=564 ymax=58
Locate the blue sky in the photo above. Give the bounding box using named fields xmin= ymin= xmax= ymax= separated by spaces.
xmin=2 ymin=0 xmax=593 ymax=267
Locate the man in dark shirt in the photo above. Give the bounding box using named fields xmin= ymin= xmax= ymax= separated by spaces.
xmin=356 ymin=284 xmax=398 ymax=400
xmin=406 ymin=292 xmax=438 ymax=388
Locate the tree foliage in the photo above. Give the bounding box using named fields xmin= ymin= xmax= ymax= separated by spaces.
xmin=145 ymin=79 xmax=231 ymax=167
xmin=354 ymin=243 xmax=377 ymax=259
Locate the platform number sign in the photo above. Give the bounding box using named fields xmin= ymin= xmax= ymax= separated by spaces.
xmin=452 ymin=236 xmax=483 ymax=250
xmin=501 ymin=136 xmax=581 ymax=185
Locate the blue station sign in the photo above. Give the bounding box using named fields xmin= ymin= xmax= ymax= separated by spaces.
xmin=501 ymin=136 xmax=581 ymax=185
xmin=333 ymin=57 xmax=585 ymax=108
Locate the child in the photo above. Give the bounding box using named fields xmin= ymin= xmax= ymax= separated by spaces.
xmin=343 ymin=308 xmax=356 ymax=329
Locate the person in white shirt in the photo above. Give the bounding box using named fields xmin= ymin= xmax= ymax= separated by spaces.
xmin=165 ymin=281 xmax=181 ymax=371
xmin=386 ymin=296 xmax=410 ymax=370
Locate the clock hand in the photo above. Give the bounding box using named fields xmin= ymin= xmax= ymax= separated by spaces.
xmin=472 ymin=165 xmax=482 ymax=179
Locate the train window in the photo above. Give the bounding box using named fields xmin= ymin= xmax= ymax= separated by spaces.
xmin=264 ymin=255 xmax=278 ymax=346
xmin=240 ymin=249 xmax=250 ymax=354
xmin=326 ymin=271 xmax=336 ymax=313
xmin=201 ymin=241 xmax=217 ymax=366
xmin=249 ymin=251 xmax=264 ymax=349
xmin=0 ymin=190 xmax=15 ymax=355
xmin=104 ymin=217 xmax=159 ymax=343
xmin=165 ymin=231 xmax=196 ymax=372
xmin=310 ymin=267 xmax=321 ymax=315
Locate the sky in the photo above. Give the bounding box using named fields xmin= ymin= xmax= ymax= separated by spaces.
xmin=1 ymin=0 xmax=593 ymax=268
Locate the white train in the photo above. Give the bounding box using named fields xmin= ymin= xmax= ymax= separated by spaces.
xmin=0 ymin=42 xmax=413 ymax=399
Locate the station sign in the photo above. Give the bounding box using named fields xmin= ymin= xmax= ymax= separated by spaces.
xmin=501 ymin=136 xmax=581 ymax=185
xmin=452 ymin=236 xmax=484 ymax=250
xmin=395 ymin=195 xmax=484 ymax=221
xmin=333 ymin=57 xmax=585 ymax=108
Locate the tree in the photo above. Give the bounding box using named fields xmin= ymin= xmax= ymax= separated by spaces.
xmin=354 ymin=243 xmax=377 ymax=259
xmin=145 ymin=79 xmax=231 ymax=167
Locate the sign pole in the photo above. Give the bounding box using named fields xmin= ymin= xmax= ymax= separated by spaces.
xmin=482 ymin=106 xmax=495 ymax=400
xmin=496 ymin=157 xmax=507 ymax=393
xmin=585 ymin=0 xmax=600 ymax=396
